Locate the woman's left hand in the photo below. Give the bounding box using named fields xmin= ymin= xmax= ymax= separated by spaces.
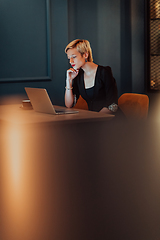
xmin=99 ymin=107 xmax=112 ymax=114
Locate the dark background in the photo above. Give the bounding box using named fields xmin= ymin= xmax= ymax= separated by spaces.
xmin=0 ymin=0 xmax=156 ymax=106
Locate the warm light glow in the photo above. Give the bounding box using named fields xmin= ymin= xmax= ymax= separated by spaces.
xmin=7 ymin=125 xmax=23 ymax=189
xmin=1 ymin=121 xmax=59 ymax=240
xmin=1 ymin=123 xmax=33 ymax=240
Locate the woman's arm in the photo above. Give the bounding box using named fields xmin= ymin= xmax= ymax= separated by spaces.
xmin=99 ymin=107 xmax=112 ymax=114
xmin=102 ymin=66 xmax=118 ymax=113
xmin=65 ymin=68 xmax=79 ymax=108
xmin=100 ymin=103 xmax=118 ymax=114
xmin=65 ymin=87 xmax=74 ymax=108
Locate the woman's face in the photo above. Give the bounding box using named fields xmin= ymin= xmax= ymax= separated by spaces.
xmin=67 ymin=48 xmax=86 ymax=70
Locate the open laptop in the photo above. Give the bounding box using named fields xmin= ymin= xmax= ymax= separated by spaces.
xmin=25 ymin=87 xmax=79 ymax=115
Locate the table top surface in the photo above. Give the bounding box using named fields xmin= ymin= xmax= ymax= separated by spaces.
xmin=0 ymin=104 xmax=114 ymax=125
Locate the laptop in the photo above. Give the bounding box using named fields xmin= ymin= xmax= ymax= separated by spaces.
xmin=25 ymin=87 xmax=79 ymax=115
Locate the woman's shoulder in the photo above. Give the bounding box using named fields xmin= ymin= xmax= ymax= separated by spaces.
xmin=98 ymin=65 xmax=112 ymax=73
xmin=97 ymin=65 xmax=114 ymax=79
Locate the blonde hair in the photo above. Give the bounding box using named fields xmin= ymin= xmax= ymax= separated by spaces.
xmin=65 ymin=39 xmax=93 ymax=62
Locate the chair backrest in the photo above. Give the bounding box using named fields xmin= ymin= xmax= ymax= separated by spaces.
xmin=73 ymin=95 xmax=88 ymax=110
xmin=118 ymin=93 xmax=149 ymax=120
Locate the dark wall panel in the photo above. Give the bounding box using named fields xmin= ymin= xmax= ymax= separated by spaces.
xmin=0 ymin=0 xmax=50 ymax=81
xmin=120 ymin=0 xmax=132 ymax=93
xmin=131 ymin=0 xmax=145 ymax=93
xmin=0 ymin=0 xmax=68 ymax=106
xmin=97 ymin=0 xmax=121 ymax=93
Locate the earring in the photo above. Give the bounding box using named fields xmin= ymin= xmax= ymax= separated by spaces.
xmin=85 ymin=58 xmax=87 ymax=62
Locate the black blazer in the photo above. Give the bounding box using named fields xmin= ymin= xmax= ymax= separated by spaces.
xmin=72 ymin=65 xmax=118 ymax=112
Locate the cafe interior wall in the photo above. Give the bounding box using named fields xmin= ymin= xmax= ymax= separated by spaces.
xmin=0 ymin=0 xmax=146 ymax=106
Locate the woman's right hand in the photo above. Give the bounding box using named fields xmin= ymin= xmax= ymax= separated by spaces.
xmin=66 ymin=68 xmax=79 ymax=87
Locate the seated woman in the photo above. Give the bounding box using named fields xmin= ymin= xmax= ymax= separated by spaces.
xmin=64 ymin=39 xmax=118 ymax=114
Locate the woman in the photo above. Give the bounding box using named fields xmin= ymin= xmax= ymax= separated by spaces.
xmin=65 ymin=39 xmax=118 ymax=114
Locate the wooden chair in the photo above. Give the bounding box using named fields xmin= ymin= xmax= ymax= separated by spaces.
xmin=118 ymin=93 xmax=149 ymax=120
xmin=73 ymin=95 xmax=88 ymax=110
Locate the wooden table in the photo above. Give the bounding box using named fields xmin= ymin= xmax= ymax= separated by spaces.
xmin=0 ymin=104 xmax=114 ymax=125
xmin=0 ymin=104 xmax=160 ymax=240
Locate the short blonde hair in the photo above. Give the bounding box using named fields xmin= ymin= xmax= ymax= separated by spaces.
xmin=65 ymin=39 xmax=93 ymax=62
